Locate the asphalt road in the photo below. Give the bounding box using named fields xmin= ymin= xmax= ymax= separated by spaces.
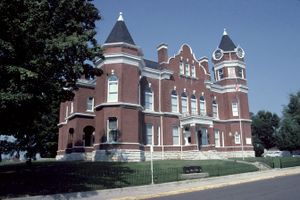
xmin=148 ymin=174 xmax=300 ymax=200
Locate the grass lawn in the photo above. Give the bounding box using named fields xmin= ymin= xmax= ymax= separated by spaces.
xmin=231 ymin=157 xmax=300 ymax=168
xmin=0 ymin=159 xmax=257 ymax=198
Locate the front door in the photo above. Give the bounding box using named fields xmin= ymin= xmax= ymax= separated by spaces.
xmin=197 ymin=130 xmax=202 ymax=150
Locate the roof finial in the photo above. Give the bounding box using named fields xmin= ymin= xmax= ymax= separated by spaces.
xmin=223 ymin=28 xmax=227 ymax=36
xmin=118 ymin=12 xmax=124 ymax=21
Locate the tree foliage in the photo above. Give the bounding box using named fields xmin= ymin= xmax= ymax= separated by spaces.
xmin=276 ymin=91 xmax=300 ymax=151
xmin=251 ymin=110 xmax=280 ymax=156
xmin=0 ymin=0 xmax=102 ymax=158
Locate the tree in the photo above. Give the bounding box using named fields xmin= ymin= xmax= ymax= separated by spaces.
xmin=276 ymin=91 xmax=300 ymax=151
xmin=0 ymin=0 xmax=103 ymax=158
xmin=251 ymin=110 xmax=280 ymax=156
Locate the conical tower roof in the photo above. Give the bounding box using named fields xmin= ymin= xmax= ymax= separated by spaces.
xmin=218 ymin=29 xmax=236 ymax=51
xmin=105 ymin=12 xmax=135 ymax=45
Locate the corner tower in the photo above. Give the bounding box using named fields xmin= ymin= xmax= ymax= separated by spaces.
xmin=93 ymin=12 xmax=144 ymax=161
xmin=212 ymin=29 xmax=247 ymax=87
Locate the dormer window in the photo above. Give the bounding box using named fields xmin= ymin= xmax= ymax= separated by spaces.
xmin=179 ymin=61 xmax=184 ymax=75
xmin=191 ymin=65 xmax=196 ymax=78
xmin=185 ymin=63 xmax=190 ymax=76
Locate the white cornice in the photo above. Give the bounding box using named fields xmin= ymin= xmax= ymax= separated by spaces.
xmin=66 ymin=112 xmax=96 ymax=120
xmin=214 ymin=118 xmax=252 ymax=123
xmin=95 ymin=102 xmax=143 ymax=109
xmin=205 ymin=81 xmax=249 ymax=94
xmin=96 ymin=53 xmax=143 ymax=69
xmin=214 ymin=60 xmax=246 ymax=71
xmin=141 ymin=67 xmax=173 ymax=80
xmin=180 ymin=115 xmax=214 ymax=127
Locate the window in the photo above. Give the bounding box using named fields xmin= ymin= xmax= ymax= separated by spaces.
xmin=199 ymin=96 xmax=206 ymax=116
xmin=179 ymin=61 xmax=184 ymax=75
xmin=108 ymin=75 xmax=118 ymax=102
xmin=107 ymin=117 xmax=118 ymax=143
xmin=185 ymin=63 xmax=190 ymax=76
xmin=171 ymin=90 xmax=178 ymax=113
xmin=145 ymin=88 xmax=153 ymax=111
xmin=201 ymin=128 xmax=208 ymax=145
xmin=212 ymin=99 xmax=218 ymax=118
xmin=191 ymin=94 xmax=197 ymax=115
xmin=191 ymin=65 xmax=196 ymax=77
xmin=172 ymin=126 xmax=179 ymax=145
xmin=235 ymin=132 xmax=241 ymax=144
xmin=87 ymin=97 xmax=94 ymax=111
xmin=181 ymin=92 xmax=188 ymax=114
xmin=218 ymin=69 xmax=224 ymax=80
xmin=237 ymin=67 xmax=244 ymax=78
xmin=214 ymin=129 xmax=220 ymax=147
xmin=146 ymin=124 xmax=153 ymax=145
xmin=232 ymin=101 xmax=239 ymax=117
xmin=228 ymin=67 xmax=236 ymax=78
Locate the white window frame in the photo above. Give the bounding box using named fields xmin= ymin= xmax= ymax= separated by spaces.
xmin=146 ymin=124 xmax=153 ymax=145
xmin=214 ymin=129 xmax=220 ymax=147
xmin=179 ymin=62 xmax=184 ymax=75
xmin=232 ymin=101 xmax=239 ymax=117
xmin=145 ymin=90 xmax=154 ymax=111
xmin=199 ymin=97 xmax=206 ymax=116
xmin=201 ymin=128 xmax=208 ymax=145
xmin=86 ymin=97 xmax=94 ymax=112
xmin=212 ymin=102 xmax=218 ymax=118
xmin=235 ymin=132 xmax=241 ymax=144
xmin=181 ymin=96 xmax=188 ymax=114
xmin=191 ymin=97 xmax=197 ymax=115
xmin=185 ymin=63 xmax=190 ymax=76
xmin=107 ymin=75 xmax=118 ymax=102
xmin=171 ymin=94 xmax=178 ymax=113
xmin=172 ymin=126 xmax=180 ymax=146
xmin=218 ymin=69 xmax=224 ymax=80
xmin=107 ymin=117 xmax=118 ymax=143
xmin=191 ymin=65 xmax=196 ymax=77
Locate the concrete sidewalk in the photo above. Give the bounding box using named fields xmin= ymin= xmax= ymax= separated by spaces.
xmin=7 ymin=166 xmax=300 ymax=200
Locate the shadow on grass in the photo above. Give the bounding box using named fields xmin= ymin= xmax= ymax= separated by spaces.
xmin=0 ymin=161 xmax=144 ymax=199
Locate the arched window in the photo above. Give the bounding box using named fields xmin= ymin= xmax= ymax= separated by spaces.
xmin=199 ymin=95 xmax=206 ymax=116
xmin=181 ymin=92 xmax=188 ymax=114
xmin=144 ymin=87 xmax=153 ymax=111
xmin=107 ymin=75 xmax=118 ymax=102
xmin=212 ymin=99 xmax=218 ymax=118
xmin=191 ymin=94 xmax=197 ymax=115
xmin=171 ymin=90 xmax=178 ymax=113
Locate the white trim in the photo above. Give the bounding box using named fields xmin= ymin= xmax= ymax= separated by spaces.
xmin=214 ymin=60 xmax=246 ymax=71
xmin=102 ymin=42 xmax=140 ymax=51
xmin=214 ymin=118 xmax=252 ymax=123
xmin=66 ymin=112 xmax=96 ymax=120
xmin=96 ymin=52 xmax=142 ymax=69
xmin=95 ymin=102 xmax=143 ymax=109
xmin=141 ymin=67 xmax=173 ymax=80
xmin=57 ymin=121 xmax=67 ymax=126
xmin=180 ymin=115 xmax=214 ymax=127
xmin=205 ymin=82 xmax=249 ymax=94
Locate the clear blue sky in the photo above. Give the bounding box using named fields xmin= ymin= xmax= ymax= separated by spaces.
xmin=95 ymin=0 xmax=300 ymax=115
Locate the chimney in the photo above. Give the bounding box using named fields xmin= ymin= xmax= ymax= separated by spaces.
xmin=157 ymin=43 xmax=168 ymax=65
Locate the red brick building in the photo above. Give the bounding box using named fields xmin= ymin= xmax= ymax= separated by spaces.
xmin=56 ymin=13 xmax=254 ymax=161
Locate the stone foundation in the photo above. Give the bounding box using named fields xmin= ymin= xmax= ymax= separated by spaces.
xmin=56 ymin=149 xmax=255 ymax=161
